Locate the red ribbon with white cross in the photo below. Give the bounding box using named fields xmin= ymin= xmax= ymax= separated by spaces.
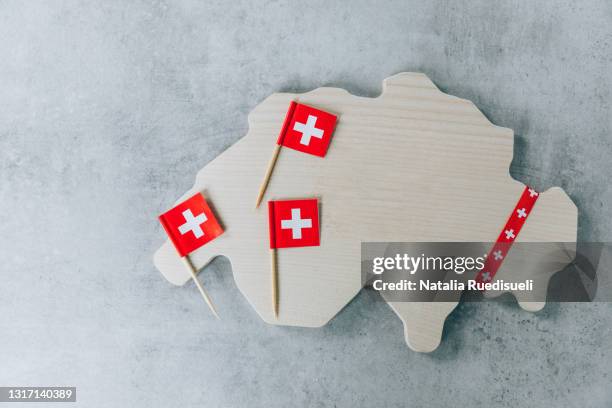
xmin=475 ymin=186 xmax=540 ymax=284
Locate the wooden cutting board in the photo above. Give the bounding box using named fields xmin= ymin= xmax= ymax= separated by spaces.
xmin=153 ymin=72 xmax=577 ymax=352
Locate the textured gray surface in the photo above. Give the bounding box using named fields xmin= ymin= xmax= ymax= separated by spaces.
xmin=1 ymin=1 xmax=611 ymax=407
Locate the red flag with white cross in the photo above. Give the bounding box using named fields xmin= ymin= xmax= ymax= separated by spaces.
xmin=255 ymin=102 xmax=338 ymax=207
xmin=268 ymin=198 xmax=320 ymax=249
xmin=159 ymin=193 xmax=224 ymax=257
xmin=277 ymin=101 xmax=338 ymax=157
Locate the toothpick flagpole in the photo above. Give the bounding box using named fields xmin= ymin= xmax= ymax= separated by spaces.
xmin=256 ymin=144 xmax=282 ymax=208
xmin=271 ymin=247 xmax=279 ymax=318
xmin=181 ymin=255 xmax=220 ymax=319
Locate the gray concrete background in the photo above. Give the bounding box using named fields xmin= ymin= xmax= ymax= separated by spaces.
xmin=1 ymin=1 xmax=611 ymax=407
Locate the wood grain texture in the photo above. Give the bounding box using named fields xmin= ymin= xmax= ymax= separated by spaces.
xmin=153 ymin=73 xmax=577 ymax=352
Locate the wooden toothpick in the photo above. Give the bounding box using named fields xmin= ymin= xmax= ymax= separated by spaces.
xmin=271 ymin=248 xmax=278 ymax=318
xmin=181 ymin=256 xmax=220 ymax=319
xmin=256 ymin=144 xmax=282 ymax=208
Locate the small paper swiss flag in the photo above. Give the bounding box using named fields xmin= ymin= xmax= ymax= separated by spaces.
xmin=159 ymin=193 xmax=224 ymax=257
xmin=268 ymin=198 xmax=320 ymax=249
xmin=277 ymin=102 xmax=337 ymax=157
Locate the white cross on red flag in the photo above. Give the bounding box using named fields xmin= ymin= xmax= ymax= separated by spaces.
xmin=268 ymin=198 xmax=320 ymax=249
xmin=159 ymin=193 xmax=224 ymax=257
xmin=277 ymin=102 xmax=337 ymax=157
